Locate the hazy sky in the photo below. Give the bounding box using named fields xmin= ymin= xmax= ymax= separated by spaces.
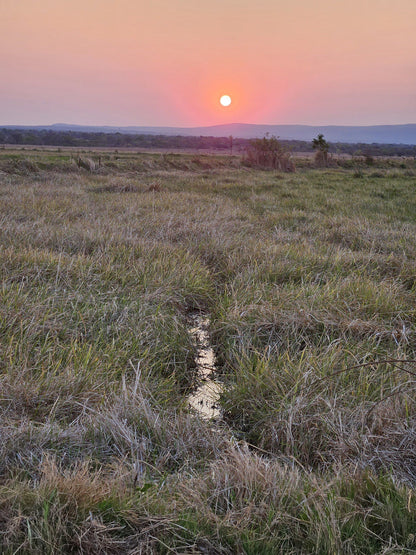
xmin=1 ymin=0 xmax=415 ymax=126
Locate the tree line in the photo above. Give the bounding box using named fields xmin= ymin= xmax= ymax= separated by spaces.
xmin=0 ymin=128 xmax=415 ymax=157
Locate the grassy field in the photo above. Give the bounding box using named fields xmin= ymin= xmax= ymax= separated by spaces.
xmin=1 ymin=149 xmax=416 ymax=553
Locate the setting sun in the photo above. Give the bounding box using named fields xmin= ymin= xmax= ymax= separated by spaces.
xmin=220 ymin=95 xmax=231 ymax=107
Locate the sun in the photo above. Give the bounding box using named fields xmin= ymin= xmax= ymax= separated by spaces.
xmin=220 ymin=95 xmax=231 ymax=107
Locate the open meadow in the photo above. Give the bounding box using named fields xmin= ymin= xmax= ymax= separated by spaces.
xmin=1 ymin=149 xmax=416 ymax=553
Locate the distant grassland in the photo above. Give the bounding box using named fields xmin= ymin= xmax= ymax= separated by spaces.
xmin=1 ymin=149 xmax=416 ymax=553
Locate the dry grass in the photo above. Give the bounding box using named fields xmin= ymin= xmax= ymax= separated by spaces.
xmin=1 ymin=148 xmax=416 ymax=552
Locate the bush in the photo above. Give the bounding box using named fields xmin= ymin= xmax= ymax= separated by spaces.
xmin=243 ymin=135 xmax=295 ymax=171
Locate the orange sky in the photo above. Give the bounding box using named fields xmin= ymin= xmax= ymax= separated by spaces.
xmin=1 ymin=0 xmax=415 ymax=126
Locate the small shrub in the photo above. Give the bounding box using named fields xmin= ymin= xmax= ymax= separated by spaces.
xmin=243 ymin=135 xmax=295 ymax=172
xmin=77 ymin=156 xmax=97 ymax=172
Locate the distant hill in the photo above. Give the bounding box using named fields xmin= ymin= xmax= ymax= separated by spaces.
xmin=2 ymin=123 xmax=416 ymax=145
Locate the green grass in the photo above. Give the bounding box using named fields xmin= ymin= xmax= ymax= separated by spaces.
xmin=1 ymin=149 xmax=416 ymax=552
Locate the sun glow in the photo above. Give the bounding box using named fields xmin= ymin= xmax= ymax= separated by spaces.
xmin=220 ymin=95 xmax=231 ymax=107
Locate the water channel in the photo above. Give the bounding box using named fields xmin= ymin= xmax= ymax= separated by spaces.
xmin=187 ymin=314 xmax=222 ymax=420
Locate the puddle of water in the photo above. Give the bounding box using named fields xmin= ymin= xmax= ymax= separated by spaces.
xmin=188 ymin=315 xmax=222 ymax=420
